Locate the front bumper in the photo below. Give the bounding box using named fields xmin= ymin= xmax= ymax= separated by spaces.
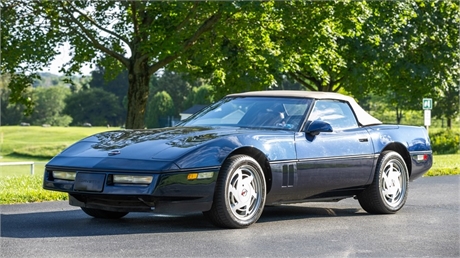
xmin=68 ymin=193 xmax=214 ymax=214
xmin=43 ymin=168 xmax=218 ymax=214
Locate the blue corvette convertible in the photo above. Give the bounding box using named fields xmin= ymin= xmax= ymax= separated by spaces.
xmin=43 ymin=91 xmax=432 ymax=228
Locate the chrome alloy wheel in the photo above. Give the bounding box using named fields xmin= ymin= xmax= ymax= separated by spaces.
xmin=381 ymin=160 xmax=407 ymax=207
xmin=227 ymin=164 xmax=263 ymax=220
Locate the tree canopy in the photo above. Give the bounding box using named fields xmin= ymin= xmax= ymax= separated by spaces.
xmin=2 ymin=1 xmax=250 ymax=128
xmin=2 ymin=0 xmax=458 ymax=128
xmin=63 ymin=88 xmax=123 ymax=126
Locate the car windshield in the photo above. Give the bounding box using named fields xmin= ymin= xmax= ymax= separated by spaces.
xmin=179 ymin=97 xmax=312 ymax=131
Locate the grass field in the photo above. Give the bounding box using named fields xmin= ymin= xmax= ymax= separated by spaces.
xmin=0 ymin=126 xmax=113 ymax=177
xmin=426 ymin=154 xmax=460 ymax=176
xmin=0 ymin=125 xmax=458 ymax=204
xmin=0 ymin=126 xmax=113 ymax=160
xmin=0 ymin=126 xmax=114 ymax=204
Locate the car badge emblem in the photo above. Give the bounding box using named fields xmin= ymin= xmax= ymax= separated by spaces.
xmin=108 ymin=150 xmax=121 ymax=156
xmin=241 ymin=189 xmax=248 ymax=197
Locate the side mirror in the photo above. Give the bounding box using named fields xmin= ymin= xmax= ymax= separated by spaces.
xmin=305 ymin=120 xmax=333 ymax=136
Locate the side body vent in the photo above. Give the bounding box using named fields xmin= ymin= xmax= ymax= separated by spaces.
xmin=282 ymin=164 xmax=295 ymax=187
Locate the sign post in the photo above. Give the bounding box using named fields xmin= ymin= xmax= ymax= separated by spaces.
xmin=423 ymin=98 xmax=432 ymax=133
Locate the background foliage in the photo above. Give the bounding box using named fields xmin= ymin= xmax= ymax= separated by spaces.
xmin=429 ymin=129 xmax=460 ymax=155
xmin=1 ymin=0 xmax=458 ymax=129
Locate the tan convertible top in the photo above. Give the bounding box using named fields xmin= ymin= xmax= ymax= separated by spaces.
xmin=227 ymin=90 xmax=382 ymax=127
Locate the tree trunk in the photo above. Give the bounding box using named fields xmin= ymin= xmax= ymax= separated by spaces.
xmin=396 ymin=106 xmax=403 ymax=124
xmin=126 ymin=61 xmax=151 ymax=129
xmin=447 ymin=118 xmax=452 ymax=128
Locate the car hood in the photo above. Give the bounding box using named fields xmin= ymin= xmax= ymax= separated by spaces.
xmin=46 ymin=127 xmax=295 ymax=172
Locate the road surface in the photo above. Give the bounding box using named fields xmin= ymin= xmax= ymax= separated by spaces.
xmin=1 ymin=176 xmax=459 ymax=257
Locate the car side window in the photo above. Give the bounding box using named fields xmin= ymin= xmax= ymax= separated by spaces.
xmin=309 ymin=100 xmax=359 ymax=130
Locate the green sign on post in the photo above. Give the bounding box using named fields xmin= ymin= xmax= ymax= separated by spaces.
xmin=423 ymin=98 xmax=432 ymax=110
xmin=423 ymin=98 xmax=432 ymax=131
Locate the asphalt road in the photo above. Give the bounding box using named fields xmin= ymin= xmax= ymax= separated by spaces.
xmin=1 ymin=176 xmax=459 ymax=258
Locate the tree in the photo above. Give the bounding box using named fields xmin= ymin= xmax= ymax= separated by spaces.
xmin=89 ymin=65 xmax=129 ymax=124
xmin=64 ymin=88 xmax=123 ymax=126
xmin=172 ymin=3 xmax=282 ymax=99
xmin=149 ymin=70 xmax=193 ymax=116
xmin=145 ymin=91 xmax=175 ymax=128
xmin=269 ymin=1 xmax=458 ymax=125
xmin=3 ymin=1 xmax=273 ymax=129
xmin=0 ymin=75 xmax=26 ymax=125
xmin=184 ymin=84 xmax=215 ymax=110
xmin=4 ymin=1 xmax=457 ymax=128
xmin=274 ymin=75 xmax=305 ymax=91
xmin=68 ymin=76 xmax=92 ymax=93
xmin=89 ymin=65 xmax=129 ymax=101
xmin=433 ymin=83 xmax=460 ymax=128
xmin=269 ymin=1 xmax=369 ymax=93
xmin=28 ymin=86 xmax=72 ymax=126
xmin=360 ymin=1 xmax=459 ymax=123
xmin=1 ymin=2 xmax=62 ymax=114
xmin=414 ymin=1 xmax=459 ymax=128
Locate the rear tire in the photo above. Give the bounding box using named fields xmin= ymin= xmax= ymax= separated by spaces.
xmin=204 ymin=155 xmax=266 ymax=229
xmin=81 ymin=207 xmax=129 ymax=219
xmin=358 ymin=151 xmax=409 ymax=214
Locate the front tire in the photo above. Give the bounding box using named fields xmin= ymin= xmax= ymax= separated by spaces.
xmin=358 ymin=151 xmax=409 ymax=214
xmin=204 ymin=155 xmax=266 ymax=228
xmin=81 ymin=207 xmax=129 ymax=219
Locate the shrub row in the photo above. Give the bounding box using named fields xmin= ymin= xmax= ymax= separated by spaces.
xmin=429 ymin=129 xmax=460 ymax=154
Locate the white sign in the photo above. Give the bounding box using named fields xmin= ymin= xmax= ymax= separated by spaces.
xmin=424 ymin=109 xmax=431 ymax=126
xmin=423 ymin=98 xmax=432 ymax=110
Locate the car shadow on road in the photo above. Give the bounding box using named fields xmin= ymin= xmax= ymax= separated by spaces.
xmin=258 ymin=204 xmax=366 ymax=224
xmin=1 ymin=204 xmax=367 ymax=238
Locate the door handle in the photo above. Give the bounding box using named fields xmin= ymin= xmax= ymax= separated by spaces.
xmin=359 ymin=138 xmax=369 ymax=142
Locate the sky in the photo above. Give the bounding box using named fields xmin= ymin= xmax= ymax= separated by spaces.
xmin=41 ymin=43 xmax=92 ymax=76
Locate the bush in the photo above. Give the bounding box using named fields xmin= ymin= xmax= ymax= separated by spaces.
xmin=429 ymin=129 xmax=460 ymax=154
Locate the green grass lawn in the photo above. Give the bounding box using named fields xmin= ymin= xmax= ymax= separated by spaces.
xmin=426 ymin=154 xmax=460 ymax=176
xmin=0 ymin=126 xmax=113 ymax=177
xmin=432 ymin=154 xmax=460 ymax=169
xmin=0 ymin=125 xmax=458 ymax=204
xmin=0 ymin=126 xmax=114 ymax=204
xmin=1 ymin=126 xmax=113 ymax=160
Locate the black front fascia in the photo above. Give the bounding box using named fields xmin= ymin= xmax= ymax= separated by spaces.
xmin=43 ymin=167 xmax=219 ymax=213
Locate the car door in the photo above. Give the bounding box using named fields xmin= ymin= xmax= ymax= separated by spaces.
xmin=295 ymin=99 xmax=375 ymax=197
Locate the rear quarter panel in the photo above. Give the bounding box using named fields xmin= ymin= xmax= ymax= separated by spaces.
xmin=366 ymin=125 xmax=432 ymax=180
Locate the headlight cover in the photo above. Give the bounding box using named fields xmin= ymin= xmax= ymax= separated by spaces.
xmin=113 ymin=175 xmax=153 ymax=185
xmin=52 ymin=171 xmax=77 ymax=181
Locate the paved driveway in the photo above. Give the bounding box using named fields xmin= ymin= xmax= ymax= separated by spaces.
xmin=1 ymin=175 xmax=459 ymax=257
